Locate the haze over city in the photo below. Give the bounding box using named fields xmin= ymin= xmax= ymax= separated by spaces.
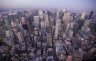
xmin=0 ymin=0 xmax=95 ymax=10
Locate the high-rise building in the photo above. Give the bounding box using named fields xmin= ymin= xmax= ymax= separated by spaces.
xmin=84 ymin=20 xmax=90 ymax=27
xmin=56 ymin=19 xmax=61 ymax=31
xmin=54 ymin=26 xmax=58 ymax=39
xmin=88 ymin=11 xmax=94 ymax=20
xmin=5 ymin=30 xmax=13 ymax=38
xmin=21 ymin=17 xmax=28 ymax=30
xmin=54 ymin=19 xmax=61 ymax=39
xmin=44 ymin=14 xmax=49 ymax=28
xmin=40 ymin=20 xmax=45 ymax=29
xmin=81 ymin=12 xmax=86 ymax=20
xmin=63 ymin=12 xmax=71 ymax=21
xmin=16 ymin=31 xmax=24 ymax=44
xmin=38 ymin=10 xmax=43 ymax=18
xmin=65 ymin=23 xmax=71 ymax=32
xmin=4 ymin=16 xmax=10 ymax=27
xmin=56 ymin=11 xmax=60 ymax=18
xmin=18 ymin=22 xmax=24 ymax=32
xmin=34 ymin=16 xmax=40 ymax=28
xmin=21 ymin=17 xmax=26 ymax=24
xmin=5 ymin=30 xmax=14 ymax=45
xmin=47 ymin=33 xmax=52 ymax=46
xmin=11 ymin=21 xmax=17 ymax=28
xmin=63 ymin=12 xmax=71 ymax=31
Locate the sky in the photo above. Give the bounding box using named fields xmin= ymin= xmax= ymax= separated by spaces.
xmin=0 ymin=0 xmax=95 ymax=10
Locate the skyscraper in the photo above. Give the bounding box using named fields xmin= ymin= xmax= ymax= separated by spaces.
xmin=44 ymin=14 xmax=49 ymax=28
xmin=34 ymin=16 xmax=40 ymax=29
xmin=54 ymin=19 xmax=61 ymax=39
xmin=63 ymin=12 xmax=71 ymax=31
xmin=81 ymin=12 xmax=86 ymax=20
xmin=21 ymin=17 xmax=28 ymax=30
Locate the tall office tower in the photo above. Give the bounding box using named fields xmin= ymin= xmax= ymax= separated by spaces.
xmin=34 ymin=28 xmax=39 ymax=36
xmin=44 ymin=14 xmax=50 ymax=28
xmin=56 ymin=10 xmax=62 ymax=19
xmin=38 ymin=10 xmax=43 ymax=18
xmin=15 ymin=19 xmax=20 ymax=25
xmin=56 ymin=19 xmax=61 ymax=30
xmin=89 ymin=22 xmax=96 ymax=33
xmin=77 ymin=19 xmax=85 ymax=32
xmin=17 ymin=22 xmax=23 ymax=30
xmin=84 ymin=20 xmax=90 ymax=27
xmin=63 ymin=12 xmax=71 ymax=21
xmin=26 ymin=16 xmax=32 ymax=32
xmin=63 ymin=12 xmax=71 ymax=31
xmin=92 ymin=11 xmax=96 ymax=22
xmin=81 ymin=12 xmax=86 ymax=20
xmin=88 ymin=11 xmax=94 ymax=20
xmin=47 ymin=33 xmax=52 ymax=46
xmin=5 ymin=30 xmax=13 ymax=45
xmin=54 ymin=19 xmax=61 ymax=39
xmin=8 ymin=11 xmax=15 ymax=23
xmin=11 ymin=21 xmax=17 ymax=28
xmin=5 ymin=30 xmax=13 ymax=38
xmin=56 ymin=11 xmax=60 ymax=18
xmin=40 ymin=20 xmax=45 ymax=29
xmin=50 ymin=16 xmax=54 ymax=25
xmin=54 ymin=23 xmax=59 ymax=39
xmin=88 ymin=11 xmax=95 ymax=33
xmin=4 ymin=16 xmax=10 ymax=27
xmin=21 ymin=17 xmax=28 ymax=30
xmin=65 ymin=23 xmax=71 ymax=32
xmin=15 ymin=31 xmax=24 ymax=44
xmin=70 ymin=21 xmax=75 ymax=30
xmin=65 ymin=19 xmax=74 ymax=31
xmin=34 ymin=16 xmax=40 ymax=29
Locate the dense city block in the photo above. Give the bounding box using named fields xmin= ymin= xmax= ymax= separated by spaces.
xmin=0 ymin=9 xmax=96 ymax=61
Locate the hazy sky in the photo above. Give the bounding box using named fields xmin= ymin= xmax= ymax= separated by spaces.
xmin=0 ymin=0 xmax=95 ymax=9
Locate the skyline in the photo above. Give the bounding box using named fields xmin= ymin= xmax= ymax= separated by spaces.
xmin=0 ymin=0 xmax=95 ymax=10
